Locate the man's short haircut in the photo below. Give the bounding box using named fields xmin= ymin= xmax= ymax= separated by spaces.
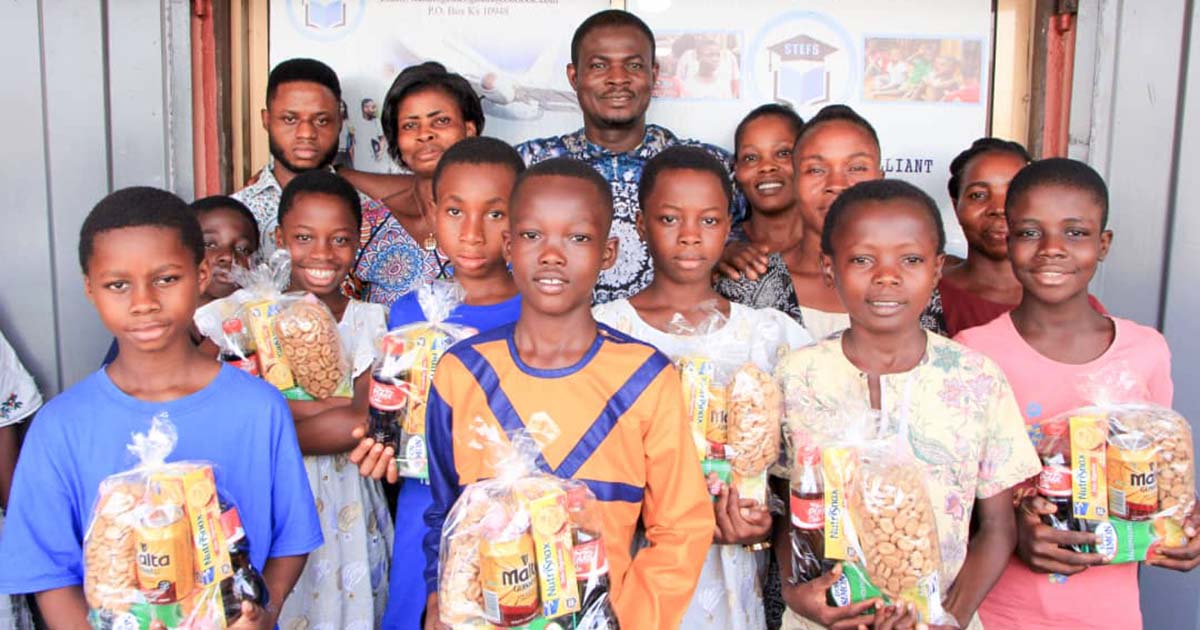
xmin=511 ymin=158 xmax=613 ymax=220
xmin=381 ymin=62 xmax=486 ymax=165
xmin=278 ymin=171 xmax=362 ymax=228
xmin=821 ymin=179 xmax=946 ymax=256
xmin=78 ymin=187 xmax=204 ymax=272
xmin=432 ymin=136 xmax=526 ymax=199
xmin=734 ymin=103 xmax=805 ymax=155
xmin=638 ymin=146 xmax=733 ymax=210
xmin=190 ymin=195 xmax=261 ymax=246
xmin=362 ymin=98 xmax=374 ymax=107
xmin=570 ymin=10 xmax=656 ymax=67
xmin=795 ymin=104 xmax=881 ymax=154
xmin=1006 ymin=157 xmax=1110 ymax=228
xmin=266 ymin=58 xmax=341 ymax=106
xmin=947 ymin=137 xmax=1032 ymax=201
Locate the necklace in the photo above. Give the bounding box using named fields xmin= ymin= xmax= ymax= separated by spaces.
xmin=408 ymin=184 xmax=437 ymax=251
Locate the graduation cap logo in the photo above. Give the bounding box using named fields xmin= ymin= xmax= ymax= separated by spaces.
xmin=304 ymin=0 xmax=347 ymax=30
xmin=768 ymin=34 xmax=839 ymax=107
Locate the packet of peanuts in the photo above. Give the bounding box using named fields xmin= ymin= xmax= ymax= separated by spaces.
xmin=797 ymin=408 xmax=957 ymax=627
xmin=437 ymin=417 xmax=619 ymax=628
xmin=82 ymin=414 xmax=269 ymax=629
xmin=195 ymin=250 xmax=353 ymax=400
xmin=1031 ymin=364 xmax=1196 ymax=564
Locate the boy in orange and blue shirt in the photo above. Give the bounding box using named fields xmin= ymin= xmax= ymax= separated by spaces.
xmin=422 ymin=158 xmax=713 ymax=628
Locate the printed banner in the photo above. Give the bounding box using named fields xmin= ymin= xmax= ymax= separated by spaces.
xmin=270 ymin=0 xmax=609 ymax=173
xmin=631 ymin=0 xmax=993 ymax=255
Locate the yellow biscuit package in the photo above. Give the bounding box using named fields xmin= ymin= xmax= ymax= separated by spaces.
xmin=83 ymin=414 xmax=270 ymax=629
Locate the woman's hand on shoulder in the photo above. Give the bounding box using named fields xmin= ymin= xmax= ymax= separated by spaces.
xmin=716 ymin=241 xmax=771 ymax=281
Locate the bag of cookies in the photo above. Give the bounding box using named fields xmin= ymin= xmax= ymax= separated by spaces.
xmin=369 ymin=281 xmax=478 ymax=480
xmin=1030 ymin=364 xmax=1196 ymax=564
xmin=273 ymin=295 xmax=351 ymax=399
xmin=437 ymin=417 xmax=619 ymax=629
xmin=83 ymin=414 xmax=269 ymax=630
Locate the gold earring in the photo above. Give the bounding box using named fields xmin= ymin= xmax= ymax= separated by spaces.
xmin=423 ymin=234 xmax=437 ymax=252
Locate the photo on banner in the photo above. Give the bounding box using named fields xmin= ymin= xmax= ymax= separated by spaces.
xmin=629 ymin=0 xmax=993 ymax=256
xmin=269 ymin=0 xmax=609 ymax=173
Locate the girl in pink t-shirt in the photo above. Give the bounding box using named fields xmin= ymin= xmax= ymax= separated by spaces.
xmin=955 ymin=158 xmax=1200 ymax=630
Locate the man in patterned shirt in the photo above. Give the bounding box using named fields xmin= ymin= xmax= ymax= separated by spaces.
xmin=516 ymin=10 xmax=744 ymax=303
xmin=236 ymin=58 xmax=382 ymax=256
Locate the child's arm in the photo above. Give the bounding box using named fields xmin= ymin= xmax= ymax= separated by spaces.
xmin=941 ymin=489 xmax=1018 ymax=626
xmin=34 ymin=586 xmax=90 ymax=629
xmin=0 ymin=422 xmax=21 ymax=508
xmin=613 ymin=367 xmax=715 ymax=628
xmin=291 ymin=371 xmax=370 ymax=455
xmin=1015 ymin=495 xmax=1106 ymax=573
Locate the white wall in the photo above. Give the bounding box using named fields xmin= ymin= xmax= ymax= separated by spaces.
xmin=0 ymin=0 xmax=193 ymax=396
xmin=1073 ymin=1 xmax=1200 ymax=626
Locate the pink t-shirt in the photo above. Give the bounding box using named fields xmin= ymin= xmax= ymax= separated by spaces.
xmin=955 ymin=314 xmax=1173 ymax=630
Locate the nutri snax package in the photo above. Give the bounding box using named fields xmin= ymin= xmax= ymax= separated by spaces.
xmin=83 ymin=414 xmax=268 ymax=629
xmin=1031 ymin=365 xmax=1196 ymax=563
xmin=437 ymin=417 xmax=618 ymax=629
xmin=368 ymin=281 xmax=478 ymax=480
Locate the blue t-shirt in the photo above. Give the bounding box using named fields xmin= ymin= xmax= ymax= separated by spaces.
xmin=383 ymin=291 xmax=521 ymax=630
xmin=0 ymin=364 xmax=323 ymax=595
xmin=387 ymin=291 xmax=522 ymax=332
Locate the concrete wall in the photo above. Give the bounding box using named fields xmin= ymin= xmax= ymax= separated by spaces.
xmin=1072 ymin=1 xmax=1200 ymax=626
xmin=0 ymin=0 xmax=193 ymax=397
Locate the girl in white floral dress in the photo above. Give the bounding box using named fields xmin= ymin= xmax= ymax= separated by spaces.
xmin=197 ymin=172 xmax=394 ymax=629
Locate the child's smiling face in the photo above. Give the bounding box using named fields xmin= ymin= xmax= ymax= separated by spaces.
xmin=199 ymin=207 xmax=258 ymax=299
xmin=735 ymin=114 xmax=797 ymax=214
xmin=433 ymin=162 xmax=517 ymax=280
xmin=506 ymin=175 xmax=616 ymax=317
xmin=794 ymin=120 xmax=882 ymax=233
xmin=84 ymin=226 xmax=210 ymax=354
xmin=822 ymin=199 xmax=943 ymax=335
xmin=1006 ymin=184 xmax=1111 ymax=305
xmin=639 ymin=168 xmax=730 ymax=285
xmin=275 ymin=192 xmax=357 ymax=298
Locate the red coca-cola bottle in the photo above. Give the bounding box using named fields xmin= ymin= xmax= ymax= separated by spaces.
xmin=564 ymin=485 xmax=619 ymax=629
xmin=367 ymin=336 xmax=409 ymax=452
xmin=790 ymin=444 xmax=833 ymax=583
xmin=219 ymin=319 xmax=259 ymax=376
xmin=1037 ymin=421 xmax=1096 ymax=552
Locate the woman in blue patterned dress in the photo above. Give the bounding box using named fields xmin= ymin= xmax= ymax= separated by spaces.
xmin=341 ymin=62 xmax=485 ymax=307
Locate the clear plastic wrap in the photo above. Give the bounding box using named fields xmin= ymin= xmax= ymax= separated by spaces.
xmin=437 ymin=417 xmax=619 ymax=629
xmin=790 ymin=409 xmax=957 ymax=627
xmin=667 ymin=304 xmax=784 ymax=507
xmin=368 ymin=281 xmax=478 ymax=480
xmin=1030 ymin=365 xmax=1196 ymax=563
xmin=83 ymin=414 xmax=269 ymax=630
xmin=194 ymin=250 xmax=351 ymax=400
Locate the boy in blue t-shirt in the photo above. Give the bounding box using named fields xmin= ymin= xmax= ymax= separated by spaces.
xmin=0 ymin=187 xmax=322 ymax=629
xmin=349 ymin=137 xmax=524 ymax=629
